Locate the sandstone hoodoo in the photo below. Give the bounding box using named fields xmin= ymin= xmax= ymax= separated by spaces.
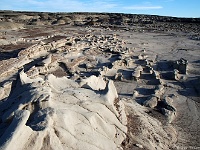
xmin=173 ymin=58 xmax=188 ymax=74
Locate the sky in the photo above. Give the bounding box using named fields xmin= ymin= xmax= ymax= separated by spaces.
xmin=0 ymin=0 xmax=199 ymax=18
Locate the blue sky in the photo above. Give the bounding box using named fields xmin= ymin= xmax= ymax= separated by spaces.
xmin=0 ymin=0 xmax=199 ymax=18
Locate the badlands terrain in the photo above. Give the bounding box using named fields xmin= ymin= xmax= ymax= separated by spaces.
xmin=0 ymin=11 xmax=200 ymax=150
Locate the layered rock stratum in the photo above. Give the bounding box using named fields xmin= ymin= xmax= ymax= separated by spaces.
xmin=0 ymin=11 xmax=200 ymax=150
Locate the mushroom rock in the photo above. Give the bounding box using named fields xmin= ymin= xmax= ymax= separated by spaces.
xmin=132 ymin=65 xmax=143 ymax=80
xmin=173 ymin=58 xmax=188 ymax=74
xmin=115 ymin=72 xmax=123 ymax=81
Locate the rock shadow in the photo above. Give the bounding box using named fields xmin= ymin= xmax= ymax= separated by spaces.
xmin=117 ymin=69 xmax=133 ymax=80
xmin=0 ymin=48 xmax=24 ymax=61
xmin=135 ymin=96 xmax=148 ymax=105
xmin=136 ymin=87 xmax=155 ymax=96
xmin=177 ymin=77 xmax=200 ymax=102
xmin=118 ymin=93 xmax=132 ymax=97
xmin=157 ymin=60 xmax=173 ymax=72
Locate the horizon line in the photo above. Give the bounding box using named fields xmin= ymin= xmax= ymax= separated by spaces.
xmin=0 ymin=9 xmax=199 ymax=19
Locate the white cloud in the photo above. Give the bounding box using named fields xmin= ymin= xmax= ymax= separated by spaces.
xmin=123 ymin=6 xmax=163 ymax=10
xmin=0 ymin=0 xmax=164 ymax=13
xmin=0 ymin=0 xmax=118 ymax=12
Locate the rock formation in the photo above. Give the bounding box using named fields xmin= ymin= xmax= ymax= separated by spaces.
xmin=0 ymin=11 xmax=200 ymax=150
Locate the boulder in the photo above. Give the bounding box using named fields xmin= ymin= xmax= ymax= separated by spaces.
xmin=173 ymin=58 xmax=188 ymax=74
xmin=143 ymin=96 xmax=158 ymax=108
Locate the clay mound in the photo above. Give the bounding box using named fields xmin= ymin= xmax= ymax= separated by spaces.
xmin=52 ymin=19 xmax=66 ymax=25
xmin=0 ymin=22 xmax=24 ymax=30
xmin=16 ymin=15 xmax=40 ymax=20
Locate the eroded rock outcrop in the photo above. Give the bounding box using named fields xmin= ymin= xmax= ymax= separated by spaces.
xmin=0 ymin=20 xmax=198 ymax=149
xmin=0 ymin=71 xmax=127 ymax=150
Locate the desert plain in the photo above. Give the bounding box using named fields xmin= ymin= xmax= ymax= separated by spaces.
xmin=0 ymin=11 xmax=200 ymax=150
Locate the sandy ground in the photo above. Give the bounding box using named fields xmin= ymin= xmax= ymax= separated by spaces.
xmin=0 ymin=16 xmax=200 ymax=150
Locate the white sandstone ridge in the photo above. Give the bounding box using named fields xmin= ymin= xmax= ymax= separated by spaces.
xmin=0 ymin=70 xmax=127 ymax=150
xmin=80 ymin=75 xmax=106 ymax=90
